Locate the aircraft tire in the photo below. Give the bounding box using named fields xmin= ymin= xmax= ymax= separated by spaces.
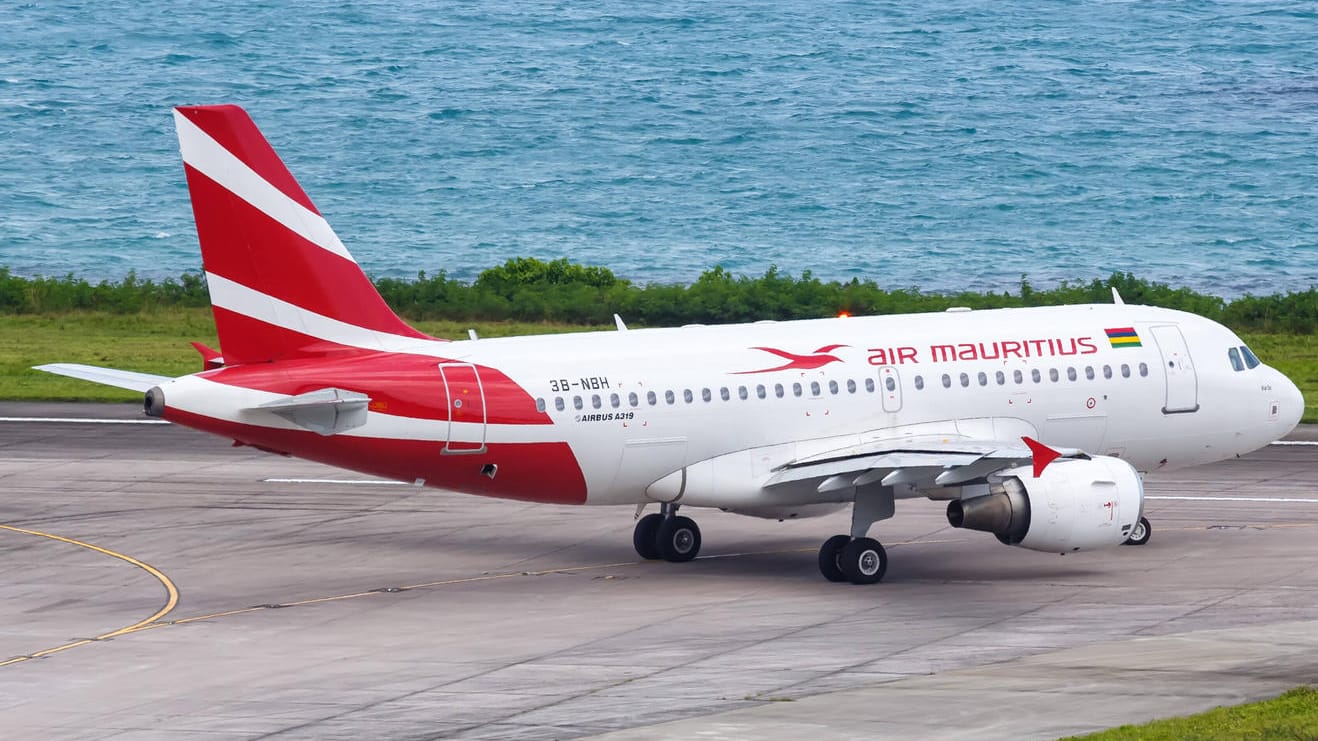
xmin=840 ymin=537 xmax=887 ymax=585
xmin=657 ymin=515 xmax=701 ymax=563
xmin=633 ymin=513 xmax=665 ymax=560
xmin=1123 ymin=516 xmax=1152 ymax=546
xmin=818 ymin=535 xmax=851 ymax=582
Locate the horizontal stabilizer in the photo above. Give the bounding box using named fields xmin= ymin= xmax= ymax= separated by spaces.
xmin=33 ymin=363 xmax=171 ymax=392
xmin=253 ymin=387 xmax=371 ymax=436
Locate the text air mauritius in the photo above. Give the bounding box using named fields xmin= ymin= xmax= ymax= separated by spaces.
xmin=38 ymin=105 xmax=1304 ymax=585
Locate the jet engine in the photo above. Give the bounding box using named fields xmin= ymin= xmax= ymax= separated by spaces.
xmin=946 ymin=456 xmax=1143 ymax=553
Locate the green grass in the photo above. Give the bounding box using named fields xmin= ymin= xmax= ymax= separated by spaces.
xmin=1062 ymin=686 xmax=1318 ymax=740
xmin=0 ymin=309 xmax=603 ymax=403
xmin=1 ymin=311 xmax=1314 ymax=424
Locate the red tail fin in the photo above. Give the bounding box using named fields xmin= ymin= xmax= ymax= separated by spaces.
xmin=173 ymin=105 xmax=433 ymax=365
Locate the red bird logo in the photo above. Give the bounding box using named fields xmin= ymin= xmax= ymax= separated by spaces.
xmin=734 ymin=344 xmax=848 ymax=374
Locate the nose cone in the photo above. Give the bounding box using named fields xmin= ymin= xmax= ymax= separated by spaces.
xmin=1280 ymin=372 xmax=1305 ymax=435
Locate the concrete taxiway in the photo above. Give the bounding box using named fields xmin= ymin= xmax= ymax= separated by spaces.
xmin=0 ymin=402 xmax=1315 ymax=740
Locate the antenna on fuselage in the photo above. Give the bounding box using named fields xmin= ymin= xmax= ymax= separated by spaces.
xmin=614 ymin=314 xmax=628 ymax=331
xmin=1111 ymin=287 xmax=1125 ymax=305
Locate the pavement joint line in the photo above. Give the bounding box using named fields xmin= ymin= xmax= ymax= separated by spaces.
xmin=0 ymin=523 xmax=180 ymax=668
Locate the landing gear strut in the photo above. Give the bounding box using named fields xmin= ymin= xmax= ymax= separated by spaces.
xmin=633 ymin=503 xmax=702 ymax=563
xmin=1123 ymin=516 xmax=1152 ymax=546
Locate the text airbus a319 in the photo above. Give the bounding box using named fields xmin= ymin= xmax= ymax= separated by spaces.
xmin=38 ymin=106 xmax=1304 ymax=584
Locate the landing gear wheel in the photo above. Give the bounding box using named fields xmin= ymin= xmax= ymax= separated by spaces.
xmin=657 ymin=515 xmax=702 ymax=562
xmin=840 ymin=537 xmax=887 ymax=585
xmin=633 ymin=513 xmax=664 ymax=560
xmin=1124 ymin=516 xmax=1151 ymax=546
xmin=818 ymin=534 xmax=851 ymax=583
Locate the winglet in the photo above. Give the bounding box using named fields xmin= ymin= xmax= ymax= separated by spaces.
xmin=1022 ymin=436 xmax=1062 ymax=478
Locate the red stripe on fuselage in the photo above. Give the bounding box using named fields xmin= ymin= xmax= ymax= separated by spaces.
xmin=165 ymin=407 xmax=586 ymax=505
xmin=177 ymin=105 xmax=320 ymax=214
xmin=185 ymin=166 xmax=429 ymax=341
xmin=200 ymin=350 xmax=554 ymax=426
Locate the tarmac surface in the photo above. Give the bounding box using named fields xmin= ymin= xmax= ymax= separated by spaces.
xmin=1 ymin=401 xmax=1315 ymax=740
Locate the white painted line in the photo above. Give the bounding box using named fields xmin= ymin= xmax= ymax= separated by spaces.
xmin=0 ymin=417 xmax=169 ymax=425
xmin=1271 ymin=440 xmax=1318 ymax=446
xmin=1146 ymin=495 xmax=1318 ymax=504
xmin=263 ymin=478 xmax=408 ymax=486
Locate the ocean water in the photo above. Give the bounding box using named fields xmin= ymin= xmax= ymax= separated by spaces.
xmin=2 ymin=0 xmax=1316 ymax=298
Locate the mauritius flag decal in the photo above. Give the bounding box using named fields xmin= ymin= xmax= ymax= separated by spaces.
xmin=1105 ymin=327 xmax=1142 ymax=348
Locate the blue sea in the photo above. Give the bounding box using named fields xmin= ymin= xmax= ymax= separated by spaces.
xmin=3 ymin=1 xmax=1316 ymax=298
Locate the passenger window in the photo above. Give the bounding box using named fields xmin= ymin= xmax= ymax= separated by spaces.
xmin=828 ymin=380 xmax=839 ymax=394
xmin=995 ymin=371 xmax=1005 ymax=385
xmin=1031 ymin=368 xmax=1041 ymax=383
xmin=793 ymin=383 xmax=803 ymax=397
xmin=535 ymin=397 xmax=546 ymax=413
xmin=554 ymin=397 xmax=566 ymax=412
xmin=1103 ymin=365 xmax=1112 ymax=379
xmin=1013 ymin=369 xmax=1023 ymax=384
xmin=959 ymin=372 xmax=970 ymax=388
xmin=810 ymin=381 xmax=821 ymax=396
xmin=757 ymin=384 xmax=767 ymax=399
xmin=738 ymin=386 xmax=748 ymax=400
xmin=775 ymin=384 xmax=785 ymax=398
xmin=647 ymin=390 xmax=657 ymax=405
xmin=865 ymin=378 xmax=876 ymax=392
xmin=1121 ymin=363 xmax=1131 ymax=378
xmin=885 ymin=376 xmax=896 ymax=392
xmin=628 ymin=392 xmax=639 ymax=407
xmin=1049 ymin=368 xmax=1059 ymax=382
xmin=718 ymin=387 xmax=729 ymax=402
xmin=664 ymin=390 xmax=675 ymax=405
xmin=701 ymin=388 xmax=712 ymax=402
xmin=1066 ymin=367 xmax=1077 ymax=382
xmin=941 ymin=373 xmax=952 ymax=389
xmin=592 ymin=394 xmax=602 ymax=409
xmin=573 ymin=396 xmax=584 ymax=410
xmin=610 ymin=393 xmax=621 ymax=408
xmin=913 ymin=376 xmax=924 ymax=391
xmin=1139 ymin=362 xmax=1149 ymax=377
xmin=847 ymin=379 xmax=857 ymax=393
xmin=977 ymin=372 xmax=988 ymax=386
xmin=1084 ymin=366 xmax=1095 ymax=380
xmin=683 ymin=389 xmax=694 ymax=403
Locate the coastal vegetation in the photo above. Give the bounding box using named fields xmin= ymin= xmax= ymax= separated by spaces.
xmin=0 ymin=259 xmax=1313 ymax=422
xmin=1063 ymin=686 xmax=1318 ymax=740
xmin=2 ymin=259 xmax=1316 ymax=333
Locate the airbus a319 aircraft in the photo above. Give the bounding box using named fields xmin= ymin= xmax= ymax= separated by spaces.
xmin=39 ymin=106 xmax=1304 ymax=585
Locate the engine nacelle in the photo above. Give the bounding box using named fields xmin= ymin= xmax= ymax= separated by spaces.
xmin=946 ymin=456 xmax=1143 ymax=553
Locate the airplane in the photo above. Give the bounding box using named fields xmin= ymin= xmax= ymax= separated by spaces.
xmin=37 ymin=105 xmax=1305 ymax=585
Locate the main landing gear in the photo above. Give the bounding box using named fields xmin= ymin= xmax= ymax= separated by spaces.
xmin=1123 ymin=516 xmax=1152 ymax=546
xmin=633 ymin=503 xmax=702 ymax=563
xmin=818 ymin=535 xmax=888 ymax=584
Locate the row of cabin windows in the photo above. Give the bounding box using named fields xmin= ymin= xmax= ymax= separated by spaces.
xmin=921 ymin=362 xmax=1150 ymax=390
xmin=533 ymin=361 xmax=1150 ymax=413
xmin=537 ymin=377 xmax=888 ymax=413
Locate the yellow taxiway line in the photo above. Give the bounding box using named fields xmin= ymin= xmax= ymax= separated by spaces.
xmin=0 ymin=524 xmax=179 ymax=667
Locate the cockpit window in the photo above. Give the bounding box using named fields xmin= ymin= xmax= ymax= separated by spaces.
xmin=1228 ymin=347 xmax=1245 ymax=372
xmin=1241 ymin=345 xmax=1261 ymax=369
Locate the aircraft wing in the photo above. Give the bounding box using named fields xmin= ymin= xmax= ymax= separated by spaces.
xmin=764 ymin=433 xmax=1086 ymax=497
xmin=32 ymin=363 xmax=171 ymax=392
